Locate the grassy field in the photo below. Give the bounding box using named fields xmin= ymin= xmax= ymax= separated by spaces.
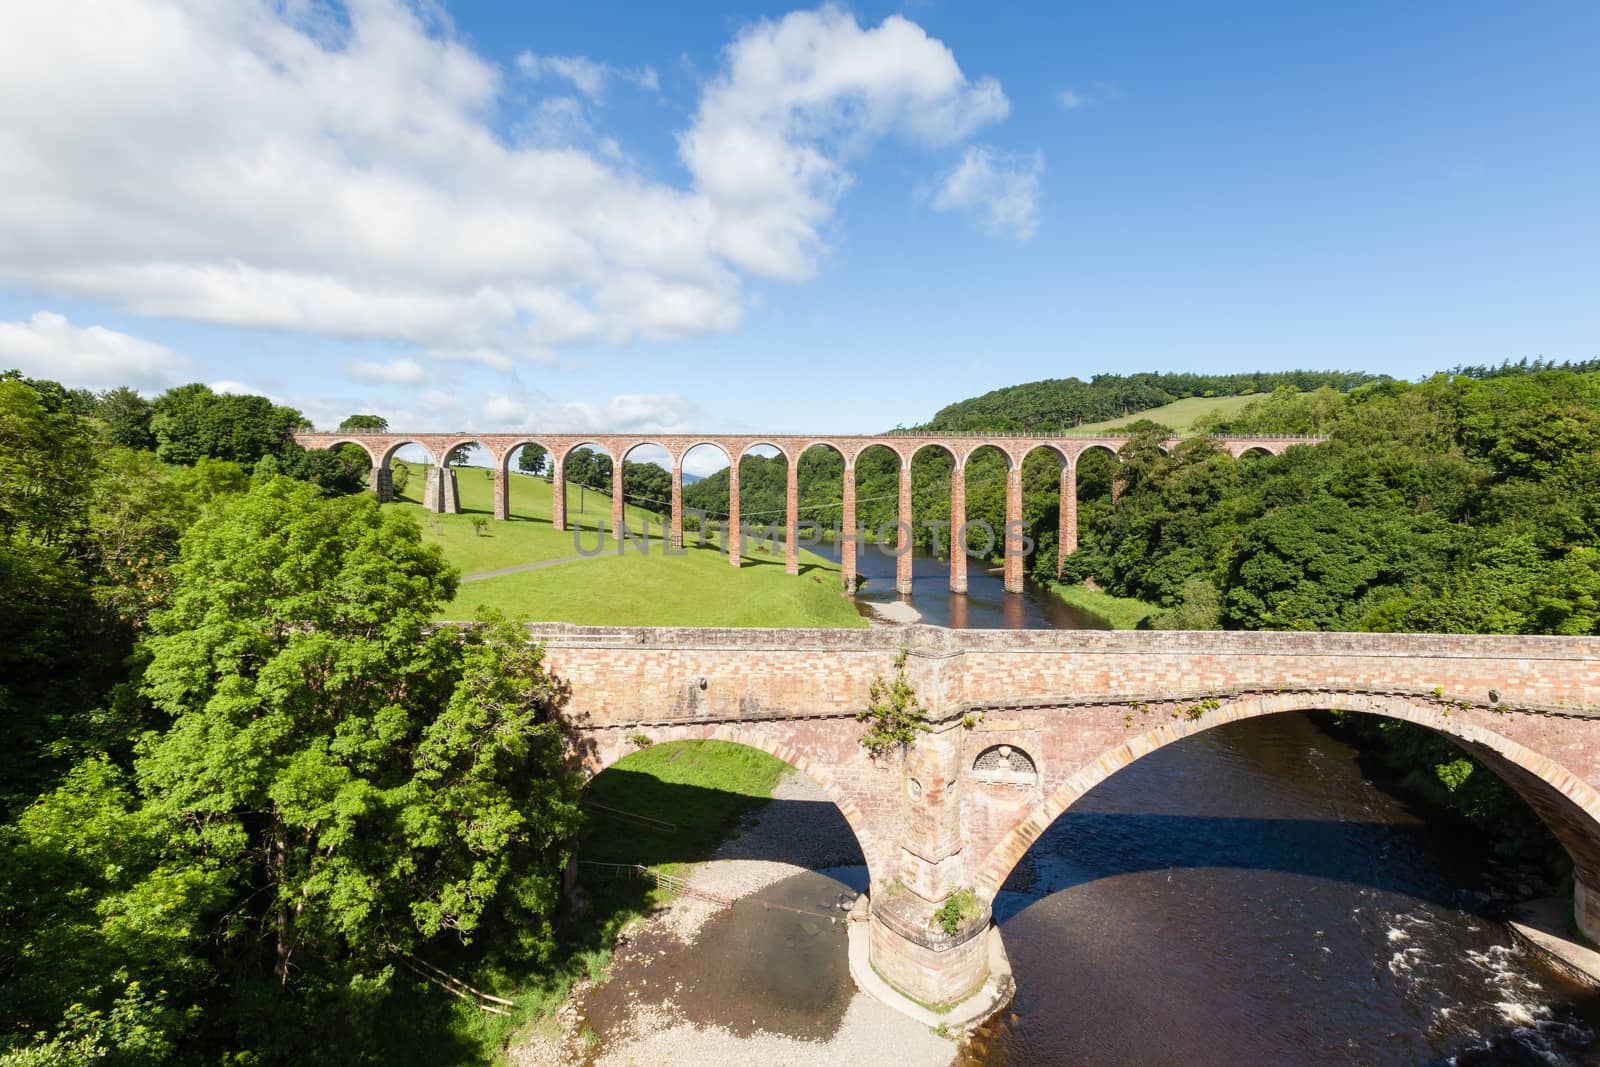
xmin=1072 ymin=393 xmax=1260 ymax=434
xmin=394 ymin=462 xmax=667 ymax=572
xmin=443 ymin=539 xmax=863 ymax=626
xmin=387 ymin=462 xmax=865 ymax=628
xmin=581 ymin=739 xmax=791 ymax=868
xmin=1049 ymin=581 xmax=1159 ymax=629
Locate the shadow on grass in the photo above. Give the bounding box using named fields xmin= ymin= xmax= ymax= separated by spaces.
xmin=580 ymin=770 xmax=865 ymax=870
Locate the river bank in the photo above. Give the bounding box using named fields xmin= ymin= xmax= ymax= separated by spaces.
xmin=509 ymin=771 xmax=957 ymax=1067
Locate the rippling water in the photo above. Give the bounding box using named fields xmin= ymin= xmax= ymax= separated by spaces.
xmin=958 ymin=714 xmax=1600 ymax=1066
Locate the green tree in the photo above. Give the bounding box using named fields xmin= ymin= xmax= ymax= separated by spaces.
xmin=622 ymin=460 xmax=670 ymax=510
xmin=516 ymin=444 xmax=548 ymax=475
xmin=150 ymin=384 xmax=308 ymax=471
xmin=338 ymin=414 xmax=389 ymax=433
xmin=94 ymin=386 xmax=156 ymax=450
xmin=135 ymin=478 xmax=580 ymax=994
xmin=0 ymin=379 xmax=96 ymax=545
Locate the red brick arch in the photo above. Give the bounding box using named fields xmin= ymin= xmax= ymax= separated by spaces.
xmin=498 ymin=438 xmax=559 ymax=474
xmin=970 ymin=692 xmax=1600 ymax=904
xmin=377 ymin=438 xmax=440 ymax=467
xmin=314 ymin=438 xmax=380 ymax=466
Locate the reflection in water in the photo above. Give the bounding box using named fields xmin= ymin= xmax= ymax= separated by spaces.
xmin=960 ymin=715 xmax=1600 ymax=1066
xmin=805 ymin=538 xmax=1108 ymax=630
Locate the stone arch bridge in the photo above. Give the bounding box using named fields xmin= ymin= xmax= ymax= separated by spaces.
xmin=294 ymin=430 xmax=1312 ymax=593
xmin=532 ymin=622 xmax=1600 ymax=1011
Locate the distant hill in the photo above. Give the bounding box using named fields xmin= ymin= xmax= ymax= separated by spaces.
xmin=921 ymin=370 xmax=1383 ymax=433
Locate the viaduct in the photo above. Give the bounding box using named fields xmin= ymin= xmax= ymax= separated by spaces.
xmin=535 ymin=623 xmax=1600 ymax=1014
xmin=292 ymin=430 xmax=1310 ymax=594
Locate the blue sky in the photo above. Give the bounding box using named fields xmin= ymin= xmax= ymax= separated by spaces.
xmin=1 ymin=0 xmax=1596 ymax=447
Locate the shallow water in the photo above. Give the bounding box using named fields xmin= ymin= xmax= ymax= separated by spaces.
xmin=958 ymin=714 xmax=1600 ymax=1066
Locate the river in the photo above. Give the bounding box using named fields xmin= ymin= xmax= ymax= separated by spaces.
xmin=829 ymin=542 xmax=1600 ymax=1064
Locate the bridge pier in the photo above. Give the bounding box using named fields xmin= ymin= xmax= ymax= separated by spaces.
xmin=727 ymin=459 xmax=741 ymax=566
xmin=492 ymin=469 xmax=509 ymax=520
xmin=785 ymin=463 xmax=800 ymax=575
xmin=670 ymin=463 xmax=684 ymax=549
xmin=1003 ymin=465 xmax=1023 ymax=593
xmin=422 ymin=465 xmax=459 ymax=514
xmin=862 ymin=717 xmax=996 ymax=1007
xmin=551 ymin=458 xmax=566 ymax=531
xmin=611 ymin=462 xmax=625 ymax=546
xmin=950 ymin=468 xmax=967 ymax=595
xmin=896 ymin=465 xmax=914 ymax=596
xmin=842 ymin=467 xmax=857 ymax=592
xmin=369 ymin=464 xmax=393 ymax=503
xmin=1059 ymin=462 xmax=1077 ymax=571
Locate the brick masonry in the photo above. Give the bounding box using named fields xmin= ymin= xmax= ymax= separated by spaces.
xmin=535 ymin=624 xmax=1600 ymax=901
xmin=528 ymin=622 xmax=1600 ymax=1005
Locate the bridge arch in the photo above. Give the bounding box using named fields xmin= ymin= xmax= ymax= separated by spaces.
xmin=909 ymin=440 xmax=959 ymax=467
xmin=499 ymin=438 xmax=557 ymax=476
xmin=1069 ymin=441 xmax=1121 ymax=465
xmin=377 ymin=438 xmax=439 ymax=469
xmin=738 ymin=440 xmax=794 ymax=464
xmin=438 ymin=436 xmax=497 ymax=469
xmin=313 ymin=437 xmax=381 ymax=467
xmin=971 ymin=693 xmax=1600 ymax=913
xmin=1232 ymin=443 xmax=1279 ymax=459
xmin=577 ymin=728 xmax=884 ymax=885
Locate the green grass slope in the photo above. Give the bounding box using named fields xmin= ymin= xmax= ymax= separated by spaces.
xmin=442 ymin=539 xmax=863 ymax=627
xmin=581 ymin=739 xmax=790 ymax=867
xmin=387 ymin=462 xmax=864 ymax=628
xmin=1071 ymin=394 xmax=1260 ymax=434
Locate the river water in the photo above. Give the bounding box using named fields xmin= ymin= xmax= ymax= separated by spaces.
xmin=825 ymin=543 xmax=1600 ymax=1065
xmin=804 ymin=539 xmax=1110 ymax=629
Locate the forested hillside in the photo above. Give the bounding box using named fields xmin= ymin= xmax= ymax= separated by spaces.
xmin=921 ymin=370 xmax=1383 ymax=431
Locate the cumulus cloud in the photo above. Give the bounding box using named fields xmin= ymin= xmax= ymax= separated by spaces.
xmin=1056 ymin=88 xmax=1086 ymax=110
xmin=348 ymin=358 xmax=428 ymax=385
xmin=0 ymin=310 xmax=191 ymax=390
xmin=682 ymin=6 xmax=1010 ymax=279
xmin=0 ymin=2 xmax=1017 ymax=361
xmin=931 ymin=145 xmax=1044 ymax=241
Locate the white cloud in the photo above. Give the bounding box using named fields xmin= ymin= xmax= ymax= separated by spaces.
xmin=931 ymin=145 xmax=1044 ymax=241
xmin=348 ymin=358 xmax=428 ymax=385
xmin=427 ymin=346 xmax=520 ymax=372
xmin=516 ymin=52 xmax=658 ymax=100
xmin=1056 ymin=88 xmax=1086 ymax=110
xmin=0 ymin=310 xmax=190 ymax=390
xmin=479 ymin=388 xmax=701 ymax=436
xmin=682 ymin=6 xmax=1011 ymax=280
xmin=0 ymin=2 xmax=1016 ymax=360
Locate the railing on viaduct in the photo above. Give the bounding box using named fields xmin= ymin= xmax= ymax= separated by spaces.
xmin=293 ymin=430 xmax=1319 ymax=594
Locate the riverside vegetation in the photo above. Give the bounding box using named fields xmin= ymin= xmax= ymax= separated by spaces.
xmin=5 ymin=361 xmax=1600 ymax=1062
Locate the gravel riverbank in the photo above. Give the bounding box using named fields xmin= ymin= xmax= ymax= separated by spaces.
xmin=509 ymin=771 xmax=957 ymax=1067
